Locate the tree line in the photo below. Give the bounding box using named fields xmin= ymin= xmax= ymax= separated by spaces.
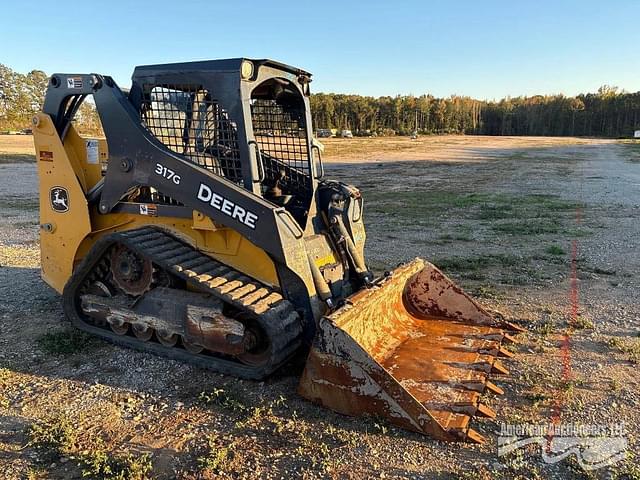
xmin=2 ymin=63 xmax=638 ymax=138
xmin=311 ymin=86 xmax=640 ymax=137
xmin=0 ymin=64 xmax=48 ymax=130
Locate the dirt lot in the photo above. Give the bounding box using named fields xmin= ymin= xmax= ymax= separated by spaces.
xmin=1 ymin=134 xmax=639 ymax=479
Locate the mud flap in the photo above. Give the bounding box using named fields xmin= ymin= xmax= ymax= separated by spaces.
xmin=298 ymin=258 xmax=523 ymax=443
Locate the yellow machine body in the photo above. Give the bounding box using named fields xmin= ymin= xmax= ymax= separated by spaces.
xmin=34 ymin=113 xmax=279 ymax=294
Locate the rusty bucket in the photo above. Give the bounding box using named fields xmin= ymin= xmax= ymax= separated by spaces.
xmin=298 ymin=258 xmax=523 ymax=443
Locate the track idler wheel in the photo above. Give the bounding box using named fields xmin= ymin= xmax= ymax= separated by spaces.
xmin=132 ymin=323 xmax=153 ymax=341
xmin=182 ymin=337 xmax=204 ymax=354
xmin=157 ymin=330 xmax=179 ymax=347
xmin=110 ymin=321 xmax=129 ymax=336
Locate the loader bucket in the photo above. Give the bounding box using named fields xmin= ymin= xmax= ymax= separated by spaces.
xmin=298 ymin=258 xmax=523 ymax=443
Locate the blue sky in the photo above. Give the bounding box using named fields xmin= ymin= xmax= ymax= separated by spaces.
xmin=1 ymin=0 xmax=638 ymax=99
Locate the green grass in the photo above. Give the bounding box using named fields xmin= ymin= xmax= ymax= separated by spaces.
xmin=197 ymin=434 xmax=233 ymax=476
xmin=75 ymin=445 xmax=152 ymax=480
xmin=573 ymin=316 xmax=595 ymax=329
xmin=14 ymin=220 xmax=39 ymax=228
xmin=36 ymin=328 xmax=97 ymax=356
xmin=434 ymin=253 xmax=523 ymax=272
xmin=0 ymin=196 xmax=39 ymax=211
xmin=367 ymin=191 xmax=495 ymax=219
xmin=470 ymin=284 xmax=505 ymax=299
xmin=366 ymin=190 xmax=581 ymax=237
xmin=607 ymin=337 xmax=640 ymax=364
xmin=493 ymin=219 xmax=562 ymax=235
xmin=580 ymin=265 xmax=616 ymax=276
xmin=0 ymin=153 xmax=35 ymax=164
xmin=545 ymin=245 xmax=566 ymax=256
xmin=198 ymin=388 xmax=248 ymax=414
xmin=436 ymin=227 xmax=473 ymax=243
xmin=28 ymin=415 xmax=77 ymax=459
xmin=29 ymin=415 xmax=152 ymax=479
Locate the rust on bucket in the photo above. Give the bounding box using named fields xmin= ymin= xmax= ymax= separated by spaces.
xmin=298 ymin=258 xmax=521 ymax=443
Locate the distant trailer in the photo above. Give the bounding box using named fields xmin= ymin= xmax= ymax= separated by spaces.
xmin=634 ymin=130 xmax=640 ymax=138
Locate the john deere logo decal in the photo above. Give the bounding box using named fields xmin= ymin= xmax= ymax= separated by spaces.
xmin=50 ymin=187 xmax=69 ymax=213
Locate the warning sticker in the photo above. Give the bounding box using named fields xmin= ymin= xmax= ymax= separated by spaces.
xmin=139 ymin=204 xmax=158 ymax=216
xmin=39 ymin=150 xmax=54 ymax=162
xmin=66 ymin=77 xmax=83 ymax=89
xmin=85 ymin=139 xmax=99 ymax=164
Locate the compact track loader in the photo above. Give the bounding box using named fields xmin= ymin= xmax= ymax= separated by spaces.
xmin=34 ymin=58 xmax=522 ymax=443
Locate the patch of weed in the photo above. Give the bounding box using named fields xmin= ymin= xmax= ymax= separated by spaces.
xmin=28 ymin=414 xmax=152 ymax=479
xmin=580 ymin=265 xmax=616 ymax=276
xmin=0 ymin=195 xmax=39 ymax=211
xmin=234 ymin=405 xmax=272 ymax=430
xmin=14 ymin=220 xmax=39 ymax=228
xmin=197 ymin=434 xmax=233 ymax=476
xmin=0 ymin=153 xmax=35 ymax=164
xmin=0 ymin=368 xmax=10 ymax=408
xmin=611 ymin=452 xmax=640 ymax=480
xmin=573 ymin=316 xmax=595 ymax=329
xmin=533 ymin=319 xmax=555 ymax=337
xmin=493 ymin=219 xmax=561 ymax=235
xmin=76 ymin=443 xmax=152 ymax=480
xmin=198 ymin=388 xmax=248 ymax=414
xmin=471 ymin=284 xmax=505 ymax=299
xmin=435 ymin=253 xmax=522 ymax=272
xmin=294 ymin=426 xmax=333 ymax=473
xmin=607 ymin=337 xmax=640 ymax=364
xmin=28 ymin=415 xmax=77 ymax=459
xmin=526 ymin=391 xmax=551 ymax=408
xmin=545 ymin=245 xmax=566 ymax=256
xmin=36 ymin=328 xmax=96 ymax=355
xmin=565 ymin=227 xmax=592 ymax=237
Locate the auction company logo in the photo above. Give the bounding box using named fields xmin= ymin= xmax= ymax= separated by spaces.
xmin=497 ymin=422 xmax=628 ymax=470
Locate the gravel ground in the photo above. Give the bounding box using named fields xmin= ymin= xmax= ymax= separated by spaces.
xmin=0 ymin=136 xmax=639 ymax=479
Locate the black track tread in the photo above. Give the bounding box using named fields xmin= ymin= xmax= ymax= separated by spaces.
xmin=62 ymin=226 xmax=303 ymax=380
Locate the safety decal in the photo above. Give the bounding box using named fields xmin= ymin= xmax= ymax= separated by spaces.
xmin=139 ymin=204 xmax=158 ymax=216
xmin=66 ymin=77 xmax=83 ymax=89
xmin=39 ymin=150 xmax=54 ymax=162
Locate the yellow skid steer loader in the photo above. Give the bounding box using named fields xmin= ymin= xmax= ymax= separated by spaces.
xmin=33 ymin=58 xmax=521 ymax=443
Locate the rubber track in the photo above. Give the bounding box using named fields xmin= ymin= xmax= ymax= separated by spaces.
xmin=62 ymin=226 xmax=303 ymax=379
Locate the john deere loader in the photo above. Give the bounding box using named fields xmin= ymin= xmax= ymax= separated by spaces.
xmin=33 ymin=58 xmax=521 ymax=443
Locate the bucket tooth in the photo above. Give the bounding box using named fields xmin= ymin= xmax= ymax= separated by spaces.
xmin=479 ymin=346 xmax=515 ymax=358
xmin=450 ymin=401 xmax=496 ymax=418
xmin=446 ymin=360 xmax=500 ymax=374
xmin=491 ymin=360 xmax=510 ymax=375
xmin=456 ymin=428 xmax=486 ymax=444
xmin=485 ymin=381 xmax=505 ymax=396
xmin=466 ymin=428 xmax=486 ymax=444
xmin=446 ymin=358 xmax=510 ymax=375
xmin=475 ymin=402 xmax=497 ymax=418
xmin=502 ymin=333 xmax=518 ymax=344
xmin=458 ymin=379 xmax=505 ymax=395
xmin=477 ymin=333 xmax=504 ymax=341
xmin=299 ymin=258 xmax=520 ymax=442
xmin=497 ymin=346 xmax=515 ymax=358
xmin=502 ymin=320 xmax=527 ymax=333
xmin=458 ymin=381 xmax=486 ymax=393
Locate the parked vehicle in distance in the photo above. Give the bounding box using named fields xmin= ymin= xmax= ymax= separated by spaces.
xmin=315 ymin=128 xmax=332 ymax=138
xmin=340 ymin=129 xmax=353 ymax=138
